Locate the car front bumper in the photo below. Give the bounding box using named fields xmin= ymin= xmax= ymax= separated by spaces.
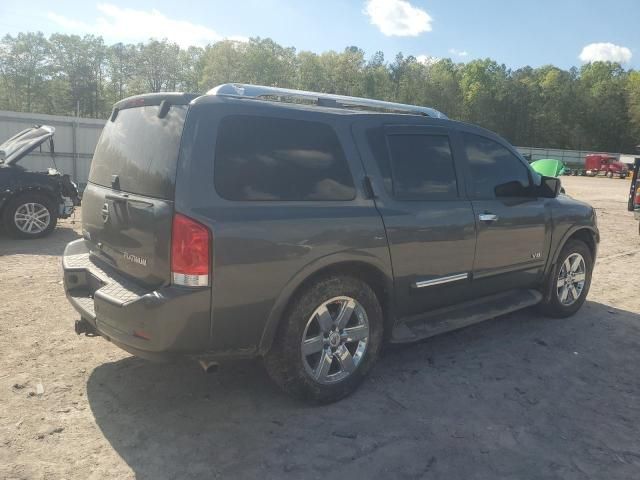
xmin=58 ymin=196 xmax=76 ymax=218
xmin=62 ymin=239 xmax=211 ymax=360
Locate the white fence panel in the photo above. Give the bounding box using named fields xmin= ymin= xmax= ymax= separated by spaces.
xmin=0 ymin=110 xmax=105 ymax=188
xmin=516 ymin=146 xmax=627 ymax=166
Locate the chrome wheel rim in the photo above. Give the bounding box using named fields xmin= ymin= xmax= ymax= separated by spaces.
xmin=556 ymin=253 xmax=586 ymax=306
xmin=301 ymin=296 xmax=369 ymax=385
xmin=14 ymin=202 xmax=51 ymax=234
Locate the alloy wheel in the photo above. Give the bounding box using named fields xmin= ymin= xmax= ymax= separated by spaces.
xmin=14 ymin=202 xmax=51 ymax=234
xmin=301 ymin=296 xmax=369 ymax=384
xmin=556 ymin=253 xmax=586 ymax=306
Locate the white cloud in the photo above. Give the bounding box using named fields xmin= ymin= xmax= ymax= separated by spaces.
xmin=416 ymin=55 xmax=441 ymax=65
xmin=364 ymin=0 xmax=433 ymax=37
xmin=448 ymin=48 xmax=469 ymax=58
xmin=47 ymin=3 xmax=245 ymax=48
xmin=579 ymin=42 xmax=632 ymax=64
xmin=47 ymin=12 xmax=90 ymax=31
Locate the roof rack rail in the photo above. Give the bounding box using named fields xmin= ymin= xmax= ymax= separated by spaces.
xmin=206 ymin=83 xmax=448 ymax=119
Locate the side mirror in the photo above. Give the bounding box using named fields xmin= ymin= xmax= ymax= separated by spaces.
xmin=538 ymin=175 xmax=561 ymax=198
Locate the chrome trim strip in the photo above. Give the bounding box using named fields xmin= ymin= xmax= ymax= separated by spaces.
xmin=414 ymin=273 xmax=469 ymax=289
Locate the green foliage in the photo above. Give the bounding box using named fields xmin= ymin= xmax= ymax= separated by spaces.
xmin=0 ymin=32 xmax=50 ymax=112
xmin=627 ymin=72 xmax=640 ymax=143
xmin=0 ymin=32 xmax=638 ymax=152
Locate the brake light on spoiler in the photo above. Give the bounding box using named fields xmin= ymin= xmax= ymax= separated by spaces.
xmin=171 ymin=213 xmax=212 ymax=287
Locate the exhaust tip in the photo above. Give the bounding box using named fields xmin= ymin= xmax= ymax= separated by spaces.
xmin=198 ymin=359 xmax=219 ymax=374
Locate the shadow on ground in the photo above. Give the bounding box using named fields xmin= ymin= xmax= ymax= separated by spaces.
xmin=87 ymin=301 xmax=640 ymax=480
xmin=0 ymin=223 xmax=80 ymax=256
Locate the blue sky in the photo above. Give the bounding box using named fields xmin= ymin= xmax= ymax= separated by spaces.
xmin=1 ymin=0 xmax=638 ymax=69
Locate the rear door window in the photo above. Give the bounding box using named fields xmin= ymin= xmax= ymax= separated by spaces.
xmin=367 ymin=128 xmax=458 ymax=200
xmin=214 ymin=115 xmax=355 ymax=201
xmin=88 ymin=105 xmax=187 ymax=199
xmin=387 ymin=134 xmax=457 ymax=200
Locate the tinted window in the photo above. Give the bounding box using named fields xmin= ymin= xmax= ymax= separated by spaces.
xmin=366 ymin=127 xmax=393 ymax=194
xmin=387 ymin=134 xmax=457 ymax=200
xmin=214 ymin=115 xmax=355 ymax=201
xmin=462 ymin=133 xmax=530 ymax=198
xmin=89 ymin=105 xmax=186 ymax=198
xmin=369 ymin=130 xmax=457 ymax=200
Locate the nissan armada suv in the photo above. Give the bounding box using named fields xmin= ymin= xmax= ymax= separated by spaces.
xmin=63 ymin=84 xmax=598 ymax=403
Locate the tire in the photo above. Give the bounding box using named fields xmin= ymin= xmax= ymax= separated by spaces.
xmin=607 ymin=171 xmax=614 ymax=178
xmin=264 ymin=275 xmax=383 ymax=403
xmin=2 ymin=193 xmax=57 ymax=239
xmin=538 ymin=239 xmax=593 ymax=318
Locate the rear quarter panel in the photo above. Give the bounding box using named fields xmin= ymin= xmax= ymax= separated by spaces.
xmin=175 ymin=98 xmax=392 ymax=356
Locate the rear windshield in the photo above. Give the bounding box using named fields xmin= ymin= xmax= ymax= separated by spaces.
xmin=88 ymin=104 xmax=187 ymax=198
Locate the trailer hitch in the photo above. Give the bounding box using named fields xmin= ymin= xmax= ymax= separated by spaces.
xmin=74 ymin=319 xmax=100 ymax=337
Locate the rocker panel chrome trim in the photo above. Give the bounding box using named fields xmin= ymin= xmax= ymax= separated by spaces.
xmin=414 ymin=273 xmax=469 ymax=289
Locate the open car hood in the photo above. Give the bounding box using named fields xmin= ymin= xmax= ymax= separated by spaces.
xmin=0 ymin=125 xmax=55 ymax=166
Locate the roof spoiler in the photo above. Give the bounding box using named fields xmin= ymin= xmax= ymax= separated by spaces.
xmin=110 ymin=92 xmax=199 ymax=121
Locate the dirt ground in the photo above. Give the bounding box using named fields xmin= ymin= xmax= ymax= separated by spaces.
xmin=1 ymin=176 xmax=639 ymax=479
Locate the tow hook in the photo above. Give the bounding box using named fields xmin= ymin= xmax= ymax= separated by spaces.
xmin=75 ymin=319 xmax=99 ymax=337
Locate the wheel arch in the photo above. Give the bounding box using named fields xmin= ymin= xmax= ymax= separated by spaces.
xmin=3 ymin=186 xmax=59 ymax=210
xmin=549 ymin=226 xmax=598 ymax=271
xmin=258 ymin=255 xmax=394 ymax=355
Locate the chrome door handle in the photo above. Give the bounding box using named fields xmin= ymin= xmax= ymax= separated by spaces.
xmin=479 ymin=213 xmax=498 ymax=222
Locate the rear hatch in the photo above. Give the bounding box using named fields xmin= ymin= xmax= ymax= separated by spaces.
xmin=82 ymin=94 xmax=195 ymax=288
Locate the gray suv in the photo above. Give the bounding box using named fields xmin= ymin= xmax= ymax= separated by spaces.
xmin=63 ymin=84 xmax=598 ymax=403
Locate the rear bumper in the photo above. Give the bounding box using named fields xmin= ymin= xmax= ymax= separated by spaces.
xmin=62 ymin=239 xmax=211 ymax=359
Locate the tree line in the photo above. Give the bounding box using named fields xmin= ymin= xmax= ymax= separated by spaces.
xmin=1 ymin=32 xmax=639 ymax=153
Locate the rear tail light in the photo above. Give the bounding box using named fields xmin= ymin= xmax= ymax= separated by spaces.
xmin=634 ymin=185 xmax=640 ymax=207
xmin=171 ymin=213 xmax=211 ymax=287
